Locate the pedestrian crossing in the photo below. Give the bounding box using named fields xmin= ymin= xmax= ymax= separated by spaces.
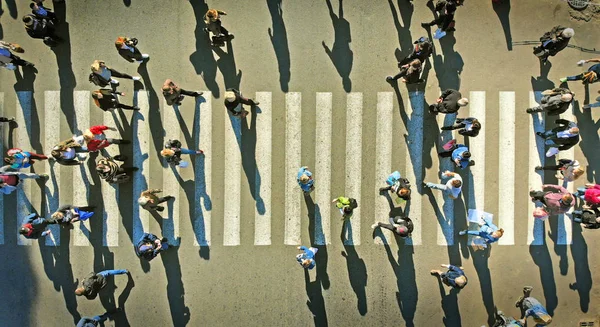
xmin=0 ymin=90 xmax=585 ymax=247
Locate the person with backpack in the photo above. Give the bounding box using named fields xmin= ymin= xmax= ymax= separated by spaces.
xmin=428 ymin=89 xmax=469 ymax=115
xmin=89 ymin=60 xmax=140 ymax=88
xmin=441 ymin=117 xmax=481 ymax=137
xmin=332 ymin=196 xmax=358 ymax=220
xmin=75 ymin=269 xmax=129 ymax=300
xmin=430 ymin=263 xmax=468 ymax=290
xmin=224 ymin=88 xmax=259 ymax=118
xmin=161 ymin=139 xmax=203 ymax=168
xmin=296 ymin=246 xmax=318 ymax=270
xmin=0 ymin=41 xmax=34 ymax=70
xmin=22 ymin=14 xmax=59 ymax=46
xmin=5 ymin=148 xmax=48 ymax=170
xmin=371 ymin=216 xmax=414 ymax=238
xmin=18 ymin=212 xmax=57 ymax=240
xmin=51 ymin=205 xmax=95 ymax=226
xmin=73 ymin=125 xmax=131 ymax=153
xmin=379 ymin=170 xmax=411 ymax=201
xmin=135 ymin=232 xmax=170 ymax=261
xmin=92 ymin=89 xmax=139 ymax=111
xmin=386 ymin=59 xmax=423 ymax=84
xmin=114 ymin=36 xmax=149 ymax=64
xmin=162 ymin=79 xmax=203 ymax=106
xmin=534 ymin=26 xmax=574 ymax=64
xmin=526 ymin=88 xmax=573 ymax=115
xmin=96 ymin=156 xmax=137 ymax=184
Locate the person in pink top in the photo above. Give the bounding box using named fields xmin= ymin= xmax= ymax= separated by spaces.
xmin=575 ymin=184 xmax=600 ymax=207
xmin=529 ymin=184 xmax=574 ymax=214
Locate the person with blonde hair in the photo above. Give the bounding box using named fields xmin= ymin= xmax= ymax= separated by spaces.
xmin=529 ymin=184 xmax=574 ymax=215
xmin=162 ymin=79 xmax=202 ymax=106
xmin=138 ymin=189 xmax=174 ymax=212
xmin=428 ymin=89 xmax=468 ymax=115
xmin=297 ymin=166 xmax=314 ymax=195
xmin=5 ymin=148 xmax=48 ymax=170
xmin=430 ymin=264 xmax=468 ymax=290
xmin=204 ymin=8 xmax=234 ymax=45
xmin=526 ymin=88 xmax=573 ymax=115
xmin=224 ymin=88 xmax=259 ymax=118
xmin=161 ymin=139 xmax=203 ymax=167
xmin=73 ymin=125 xmax=130 ymax=153
xmin=114 ymin=36 xmax=149 ymax=64
xmin=89 ymin=60 xmax=140 ymax=88
xmin=535 ymin=158 xmax=584 ymax=182
xmin=51 ymin=204 xmax=95 ymax=226
xmin=459 ymin=215 xmax=504 ymax=244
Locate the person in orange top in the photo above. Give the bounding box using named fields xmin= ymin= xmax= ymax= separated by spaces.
xmin=73 ymin=125 xmax=130 ymax=153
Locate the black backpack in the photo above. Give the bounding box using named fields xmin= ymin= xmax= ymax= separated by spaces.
xmin=89 ymin=73 xmax=109 ymax=87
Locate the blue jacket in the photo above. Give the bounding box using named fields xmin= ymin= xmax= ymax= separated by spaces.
xmin=451 ymin=145 xmax=470 ymax=169
xmin=76 ymin=317 xmax=99 ymax=327
xmin=477 ymin=216 xmax=500 ymax=244
xmin=296 ymin=167 xmax=314 ymax=192
xmin=297 ymin=246 xmax=316 ymax=269
xmin=442 ymin=265 xmax=467 ymax=289
xmin=135 ymin=233 xmax=165 ymax=261
xmin=10 ymin=152 xmax=32 ymax=169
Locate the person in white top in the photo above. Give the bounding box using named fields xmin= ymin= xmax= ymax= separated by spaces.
xmin=535 ymin=159 xmax=584 ymax=183
xmin=424 ymin=170 xmax=462 ymax=199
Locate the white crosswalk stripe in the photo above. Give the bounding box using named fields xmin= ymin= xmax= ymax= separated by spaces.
xmin=73 ymin=91 xmax=91 ymax=246
xmin=374 ymin=92 xmax=393 ymax=244
xmin=224 ymin=103 xmax=242 ymax=246
xmin=498 ymin=92 xmax=516 ymax=245
xmin=344 ymin=93 xmax=363 ymax=245
xmin=194 ymin=93 xmax=212 ymax=246
xmin=435 ymin=110 xmax=456 ymax=246
xmin=254 ymin=92 xmax=272 ymax=245
xmin=102 ymin=109 xmax=120 ymax=247
xmin=284 ymin=92 xmax=302 ymax=245
xmin=557 ymin=104 xmax=575 ymax=245
xmin=162 ymin=99 xmax=181 ymax=246
xmin=16 ymin=91 xmax=34 ymax=246
xmin=132 ymin=91 xmax=150 ymax=244
xmin=528 ymin=91 xmax=546 ymax=245
xmin=315 ymin=92 xmax=332 ymax=245
xmin=44 ymin=91 xmax=61 ymax=246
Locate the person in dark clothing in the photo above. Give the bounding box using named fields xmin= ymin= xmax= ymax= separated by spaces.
xmin=22 ymin=14 xmax=59 ymax=46
xmin=89 ymin=60 xmax=140 ymax=88
xmin=400 ymin=36 xmax=434 ymax=65
xmin=421 ymin=0 xmax=462 ymax=33
xmin=51 ymin=137 xmax=87 ymax=166
xmin=162 ymin=79 xmax=203 ymax=106
xmin=224 ymin=88 xmax=259 ymax=118
xmin=92 ymin=89 xmax=139 ymax=111
xmin=161 ymin=139 xmax=203 ymax=168
xmin=441 ymin=117 xmax=481 ymax=137
xmin=386 ymin=59 xmax=423 ymax=84
xmin=438 ymin=140 xmax=474 ymax=168
xmin=431 ymin=264 xmax=468 ymax=289
xmin=561 ymin=58 xmax=600 ymax=84
xmin=371 ymin=216 xmax=414 ymax=238
xmin=204 ymin=9 xmax=234 ymax=46
xmin=51 ymin=205 xmax=95 ymax=226
xmin=76 ymin=313 xmax=112 ymax=327
xmin=19 ymin=213 xmax=57 ymax=239
xmin=379 ymin=171 xmax=411 ymax=201
xmin=533 ymin=26 xmax=574 ymax=63
xmin=0 ymin=41 xmax=34 ymax=70
xmin=536 ymin=119 xmax=579 ymax=152
xmin=135 ymin=232 xmax=170 ymax=261
xmin=115 ymin=36 xmax=149 ymax=64
xmin=526 ymin=88 xmax=573 ymax=115
xmin=30 ymin=0 xmax=57 ymax=22
xmin=75 ymin=270 xmax=129 ymax=300
xmin=96 ymin=156 xmax=138 ymax=184
xmin=571 ymin=207 xmax=600 ymax=229
xmin=429 ymin=89 xmax=469 ymax=115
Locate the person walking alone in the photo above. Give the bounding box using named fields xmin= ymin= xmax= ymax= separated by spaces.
xmin=89 ymin=60 xmax=140 ymax=88
xmin=428 ymin=89 xmax=469 ymax=115
xmin=296 ymin=246 xmax=318 ymax=270
xmin=379 ymin=170 xmax=411 ymax=201
xmin=204 ymin=9 xmax=234 ymax=45
xmin=529 ymin=184 xmax=574 ymax=214
xmin=161 ymin=139 xmax=203 ymax=168
xmin=224 ymin=88 xmax=259 ymax=118
xmin=441 ymin=117 xmax=481 ymax=137
xmin=92 ymin=89 xmax=139 ymax=111
xmin=459 ymin=215 xmax=504 ymax=244
xmin=371 ymin=216 xmax=414 ymax=238
xmin=430 ymin=263 xmax=468 ymax=290
xmin=162 ymin=79 xmax=203 ymax=106
xmin=526 ymin=88 xmax=573 ymax=115
xmin=75 ymin=269 xmax=129 ymax=300
xmin=115 ymin=36 xmax=149 ymax=64
xmin=424 ymin=170 xmax=463 ymax=200
xmin=95 ymin=156 xmax=137 ymax=184
xmin=438 ymin=141 xmax=474 ymax=168
xmin=515 ymin=286 xmax=553 ymax=326
xmin=138 ymin=189 xmax=174 ymax=212
xmin=51 ymin=205 xmax=95 ymax=226
xmin=135 ymin=232 xmax=170 ymax=261
xmin=332 ymin=196 xmax=358 ymax=220
xmin=533 ymin=26 xmax=574 ymax=64
xmin=297 ymin=166 xmax=315 ymax=195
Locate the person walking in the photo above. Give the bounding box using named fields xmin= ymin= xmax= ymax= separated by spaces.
xmin=535 ymin=159 xmax=584 ymax=182
xmin=89 ymin=60 xmax=140 ymax=88
xmin=115 ymin=36 xmax=149 ymax=64
xmin=529 ymin=184 xmax=575 ymax=215
xmin=526 ymin=88 xmax=573 ymax=115
xmin=332 ymin=196 xmax=358 ymax=220
xmin=73 ymin=125 xmax=131 ymax=153
xmin=51 ymin=205 xmax=95 ymax=226
xmin=424 ymin=170 xmax=463 ymax=200
xmin=421 ymin=0 xmax=462 ymax=36
xmin=138 ymin=189 xmax=174 ymax=212
xmin=30 ymin=0 xmax=57 ymax=22
xmin=22 ymin=14 xmax=59 ymax=46
xmin=560 ymin=58 xmax=600 ymax=84
xmin=386 ymin=59 xmax=423 ymax=84
xmin=96 ymin=156 xmax=138 ymax=184
xmin=400 ymin=36 xmax=433 ymax=65
xmin=204 ymin=9 xmax=234 ymax=45
xmin=430 ymin=263 xmax=468 ymax=290
xmin=533 ymin=26 xmax=574 ymax=63
xmin=459 ymin=215 xmax=504 ymax=244
xmin=5 ymin=148 xmax=48 ymax=170
xmin=441 ymin=117 xmax=481 ymax=137
xmin=19 ymin=212 xmax=57 ymax=240
xmin=428 ymin=89 xmax=469 ymax=115
xmin=0 ymin=166 xmax=47 ymax=195
xmin=438 ymin=141 xmax=474 ymax=168
xmin=224 ymin=88 xmax=259 ymax=118
xmin=571 ymin=207 xmax=600 ymax=229
xmin=76 ymin=312 xmax=113 ymax=327
xmin=0 ymin=41 xmax=34 ymax=70
xmin=135 ymin=232 xmax=170 ymax=261
xmin=92 ymin=89 xmax=139 ymax=111
xmin=379 ymin=170 xmax=411 ymax=201
xmin=371 ymin=216 xmax=414 ymax=238
xmin=75 ymin=269 xmax=129 ymax=300
xmin=161 ymin=139 xmax=203 ymax=168
xmin=574 ymin=183 xmax=600 ymax=208
xmin=296 ymin=246 xmax=318 ymax=270
xmin=297 ymin=166 xmax=315 ymax=195
xmin=51 ymin=137 xmax=87 ymax=166
xmin=162 ymin=79 xmax=203 ymax=106
xmin=515 ymin=286 xmax=553 ymax=326
xmin=536 ymin=119 xmax=579 ymax=156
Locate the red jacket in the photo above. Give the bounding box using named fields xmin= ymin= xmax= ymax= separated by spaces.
xmin=584 ymin=185 xmax=600 ymax=206
xmin=86 ymin=125 xmax=111 ymax=152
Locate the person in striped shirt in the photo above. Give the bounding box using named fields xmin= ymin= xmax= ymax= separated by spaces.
xmin=95 ymin=156 xmax=137 ymax=184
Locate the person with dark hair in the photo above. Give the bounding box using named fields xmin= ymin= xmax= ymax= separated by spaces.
xmin=424 ymin=170 xmax=463 ymax=199
xmin=18 ymin=212 xmax=56 ymax=239
xmin=430 ymin=263 xmax=468 ymax=290
xmin=371 ymin=216 xmax=414 ymax=238
xmin=224 ymin=88 xmax=259 ymax=118
xmin=114 ymin=36 xmax=149 ymax=63
xmin=162 ymin=79 xmax=202 ymax=106
xmin=441 ymin=117 xmax=481 ymax=137
xmin=515 ymin=287 xmax=552 ymax=326
xmin=51 ymin=205 xmax=95 ymax=226
xmin=0 ymin=166 xmax=47 ymax=194
xmin=296 ymin=246 xmax=318 ymax=270
xmin=96 ymin=156 xmax=137 ymax=184
xmin=529 ymin=184 xmax=574 ymax=215
xmin=386 ymin=59 xmax=422 ymax=84
xmin=51 ymin=137 xmax=87 ymax=166
xmin=5 ymin=148 xmax=48 ymax=170
xmin=92 ymin=89 xmax=139 ymax=111
xmin=534 ymin=26 xmax=574 ymax=63
xmin=30 ymin=0 xmax=57 ymax=22
xmin=526 ymin=88 xmax=573 ymax=115
xmin=428 ymin=89 xmax=469 ymax=115
xmin=421 ymin=0 xmax=462 ymax=35
xmin=138 ymin=189 xmax=174 ymax=212
xmin=401 ymin=36 xmax=433 ymax=65
xmin=571 ymin=207 xmax=600 ymax=229
xmin=135 ymin=232 xmax=170 ymax=261
xmin=22 ymin=14 xmax=59 ymax=46
xmin=438 ymin=141 xmax=474 ymax=168
xmin=536 ymin=119 xmax=579 ymax=156
xmin=0 ymin=41 xmax=34 ymax=70
xmin=332 ymin=196 xmax=358 ymax=220
xmin=75 ymin=269 xmax=129 ymax=300
xmin=379 ymin=171 xmax=411 ymax=201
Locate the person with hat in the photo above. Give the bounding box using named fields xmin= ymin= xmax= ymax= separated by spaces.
xmin=224 ymin=88 xmax=259 ymax=118
xmin=18 ymin=212 xmax=57 ymax=240
xmin=0 ymin=41 xmax=34 ymax=70
xmin=560 ymin=57 xmax=600 ymax=84
xmin=296 ymin=245 xmax=318 ymax=270
xmin=5 ymin=148 xmax=48 ymax=170
xmin=526 ymin=88 xmax=574 ymax=115
xmin=379 ymin=170 xmax=411 ymax=201
xmin=138 ymin=189 xmax=175 ymax=212
xmin=0 ymin=166 xmax=47 ymax=195
xmin=371 ymin=216 xmax=414 ymax=238
xmin=441 ymin=117 xmax=481 ymax=137
xmin=297 ymin=166 xmax=315 ymax=195
xmin=459 ymin=215 xmax=504 ymax=244
xmin=386 ymin=58 xmax=423 ymax=84
xmin=161 ymin=139 xmax=203 ymax=168
xmin=535 ymin=158 xmax=584 ymax=183
xmin=529 ymin=184 xmax=574 ymax=215
xmin=73 ymin=125 xmax=130 ymax=153
xmin=536 ymin=119 xmax=579 ymax=155
xmin=75 ymin=269 xmax=129 ymax=300
xmin=22 ymin=14 xmax=59 ymax=46
xmin=534 ymin=26 xmax=574 ymax=64
xmin=92 ymin=89 xmax=139 ymax=111
xmin=430 ymin=263 xmax=468 ymax=290
xmin=135 ymin=232 xmax=170 ymax=261
xmin=574 ymin=183 xmax=600 ymax=208
xmin=89 ymin=60 xmax=140 ymax=88
xmin=162 ymin=79 xmax=203 ymax=106
xmin=204 ymin=9 xmax=234 ymax=45
xmin=96 ymin=156 xmax=137 ymax=184
xmin=114 ymin=36 xmax=149 ymax=64
xmin=332 ymin=196 xmax=358 ymax=220
xmin=424 ymin=170 xmax=463 ymax=200
xmin=30 ymin=0 xmax=57 ymax=22
xmin=515 ymin=286 xmax=552 ymax=326
xmin=438 ymin=142 xmax=474 ymax=168
xmin=428 ymin=89 xmax=469 ymax=115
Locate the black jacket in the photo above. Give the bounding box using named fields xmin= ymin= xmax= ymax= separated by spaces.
xmin=224 ymin=88 xmax=255 ymax=115
xmin=94 ymin=89 xmax=121 ymax=111
xmin=540 ymin=26 xmax=571 ymax=56
xmin=437 ymin=89 xmax=462 ymax=114
xmin=80 ymin=272 xmax=107 ymax=300
xmin=548 ymin=119 xmax=579 ymax=150
xmin=24 ymin=15 xmax=55 ymax=39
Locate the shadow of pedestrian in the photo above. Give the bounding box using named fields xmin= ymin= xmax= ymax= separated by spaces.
xmin=531 ymin=61 xmax=555 ymax=93
xmin=340 ymin=221 xmax=367 ymax=316
xmin=138 ymin=63 xmax=167 ymax=167
xmin=570 ymin=222 xmax=592 ymax=313
xmin=14 ymin=73 xmax=43 ymax=155
xmin=160 ymin=246 xmax=191 ymax=326
xmin=241 ymin=104 xmax=265 ymax=214
xmin=528 ymin=241 xmax=558 ymax=315
xmin=189 ymin=0 xmax=220 ymax=97
xmin=304 ymin=268 xmax=328 ymax=326
xmin=322 ymin=0 xmax=353 ymax=92
xmin=213 ymin=41 xmax=241 ymax=90
xmin=436 ymin=277 xmax=462 ymax=326
xmin=573 ymin=100 xmax=600 ymax=184
xmin=305 ymin=195 xmax=331 ymax=290
xmin=492 ymin=0 xmax=512 ymax=51
xmin=267 ymin=0 xmax=290 ymax=92
xmin=432 ymin=33 xmax=463 ymax=91
xmin=468 ymin=246 xmax=496 ymax=327
xmin=5 ymin=0 xmax=16 ymax=18
xmin=95 ymin=250 xmax=117 ymax=314
xmin=388 ymin=0 xmax=414 ymax=62
xmin=114 ymin=271 xmax=135 ymax=325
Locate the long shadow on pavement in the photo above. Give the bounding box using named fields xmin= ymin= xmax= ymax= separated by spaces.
xmin=267 ymin=0 xmax=291 ymax=92
xmin=468 ymin=246 xmax=496 ymax=327
xmin=570 ymin=222 xmax=592 ymax=313
xmin=322 ymin=0 xmax=353 ymax=92
xmin=304 ymin=268 xmax=328 ymax=327
xmin=436 ymin=277 xmax=462 ymax=326
xmin=138 ymin=63 xmax=167 ymax=167
xmin=241 ymin=104 xmax=265 ymax=215
xmin=305 ymin=195 xmax=331 ymax=290
xmin=340 ymin=221 xmax=367 ymax=315
xmin=493 ymin=0 xmax=512 ymax=51
xmin=189 ymin=0 xmax=220 ymax=97
xmin=160 ymin=246 xmax=191 ymax=326
xmin=529 ymin=240 xmax=558 ymax=315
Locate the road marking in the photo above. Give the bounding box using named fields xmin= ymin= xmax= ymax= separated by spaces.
xmin=44 ymin=91 xmax=61 ymax=246
xmin=162 ymin=99 xmax=181 ymax=246
xmin=102 ymin=109 xmax=120 ymax=247
xmin=315 ymin=92 xmax=332 ymax=245
xmin=224 ymin=105 xmax=242 ymax=246
xmin=436 ymin=109 xmax=456 ymax=246
xmin=498 ymin=92 xmax=515 ymax=245
xmin=133 ymin=91 xmax=150 ymax=243
xmin=343 ymin=92 xmax=362 ymax=245
xmin=0 ymin=93 xmax=4 ymax=245
xmin=405 ymin=91 xmax=424 ymax=245
xmin=72 ymin=91 xmax=91 ymax=246
xmin=374 ymin=92 xmax=393 ymax=244
xmin=557 ymin=104 xmax=574 ymax=245
xmin=284 ymin=92 xmax=302 ymax=245
xmin=254 ymin=92 xmax=272 ymax=245
xmin=466 ymin=92 xmax=486 ymax=246
xmin=194 ymin=93 xmax=212 ymax=246
xmin=16 ymin=91 xmax=34 ymax=246
xmin=528 ymin=91 xmax=545 ymax=245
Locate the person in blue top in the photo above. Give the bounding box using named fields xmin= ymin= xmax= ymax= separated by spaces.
xmin=379 ymin=170 xmax=411 ymax=201
xmin=458 ymin=215 xmax=504 ymax=244
xmin=438 ymin=141 xmax=474 ymax=168
xmin=515 ymin=286 xmax=552 ymax=326
xmin=297 ymin=166 xmax=315 ymax=195
xmin=296 ymin=246 xmax=318 ymax=269
xmin=5 ymin=148 xmax=49 ymax=170
xmin=76 ymin=312 xmax=111 ymax=327
xmin=430 ymin=264 xmax=468 ymax=289
xmin=19 ymin=213 xmax=57 ymax=239
xmin=135 ymin=233 xmax=170 ymax=261
xmin=561 ymin=58 xmax=600 ymax=84
xmin=30 ymin=0 xmax=58 ymax=23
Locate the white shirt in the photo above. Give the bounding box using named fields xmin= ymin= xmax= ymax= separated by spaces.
xmin=464 ymin=121 xmax=473 ymax=131
xmin=62 ymin=148 xmax=75 ymax=160
xmin=562 ymin=160 xmax=580 ymax=182
xmin=445 ymin=174 xmax=463 ymax=199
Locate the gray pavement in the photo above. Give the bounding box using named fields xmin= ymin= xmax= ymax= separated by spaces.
xmin=0 ymin=0 xmax=600 ymax=326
